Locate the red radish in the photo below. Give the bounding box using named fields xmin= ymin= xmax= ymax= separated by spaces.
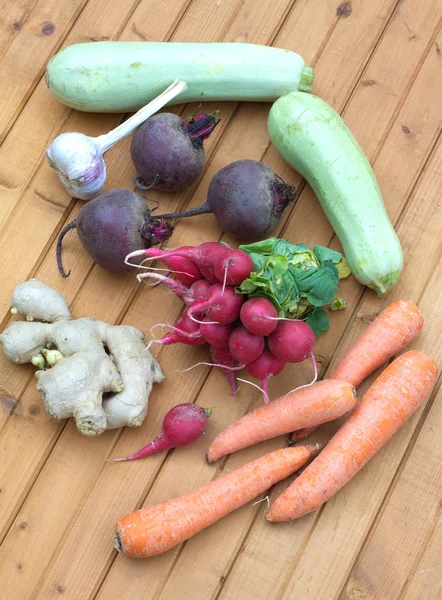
xmin=246 ymin=347 xmax=285 ymax=402
xmin=108 ymin=403 xmax=214 ymax=462
xmin=149 ymin=311 xmax=205 ymax=348
xmin=135 ymin=247 xmax=203 ymax=286
xmin=240 ymin=297 xmax=279 ymax=336
xmin=214 ymin=249 xmax=254 ymax=287
xmin=268 ymin=320 xmax=315 ymax=363
xmin=210 ymin=346 xmax=243 ymax=396
xmin=200 ymin=318 xmax=235 ymax=347
xmin=188 ymin=284 xmax=244 ymax=324
xmin=127 ymin=242 xmax=229 ymax=284
xmin=228 ymin=326 xmax=264 ymax=364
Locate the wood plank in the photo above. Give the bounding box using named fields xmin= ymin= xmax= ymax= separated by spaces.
xmin=0 ymin=0 xmax=37 ymax=59
xmin=403 ymin=515 xmax=442 ymax=600
xmin=0 ymin=0 xmax=89 ymax=144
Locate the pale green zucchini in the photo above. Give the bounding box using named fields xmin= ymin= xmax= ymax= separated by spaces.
xmin=45 ymin=42 xmax=314 ymax=113
xmin=268 ymin=93 xmax=403 ymax=295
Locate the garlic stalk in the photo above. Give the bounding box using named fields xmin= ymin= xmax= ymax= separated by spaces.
xmin=46 ymin=79 xmax=188 ymax=200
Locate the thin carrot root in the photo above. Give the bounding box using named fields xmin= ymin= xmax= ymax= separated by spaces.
xmin=237 ymin=377 xmax=270 ymax=405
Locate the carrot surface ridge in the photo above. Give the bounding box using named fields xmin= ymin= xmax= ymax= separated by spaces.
xmin=207 ymin=380 xmax=356 ymax=463
xmin=268 ymin=350 xmax=438 ymax=522
xmin=115 ymin=445 xmax=320 ymax=558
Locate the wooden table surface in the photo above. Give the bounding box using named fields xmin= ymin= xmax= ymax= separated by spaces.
xmin=0 ymin=0 xmax=441 ymax=598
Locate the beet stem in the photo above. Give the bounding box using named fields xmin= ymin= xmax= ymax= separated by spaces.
xmin=156 ymin=202 xmax=212 ymax=220
xmin=187 ymin=112 xmax=220 ymax=147
xmin=56 ymin=219 xmax=77 ymax=278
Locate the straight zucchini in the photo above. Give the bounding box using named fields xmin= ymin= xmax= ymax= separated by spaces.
xmin=268 ymin=93 xmax=403 ymax=295
xmin=45 ymin=42 xmax=314 ymax=113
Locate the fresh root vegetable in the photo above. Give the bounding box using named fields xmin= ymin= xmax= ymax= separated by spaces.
xmin=127 ymin=246 xmax=203 ymax=286
xmin=268 ymin=93 xmax=403 ymax=295
xmin=132 ymin=112 xmax=219 ymax=192
xmin=115 ymin=444 xmax=320 ymax=558
xmin=56 ymin=189 xmax=174 ymax=277
xmin=268 ymin=350 xmax=438 ymax=522
xmin=268 ymin=320 xmax=315 ymax=364
xmin=46 ymin=79 xmax=187 ymax=200
xmin=329 ymin=299 xmax=424 ymax=387
xmin=149 ymin=311 xmax=205 ymax=348
xmin=108 ymin=403 xmax=213 ymax=462
xmin=0 ymin=280 xmax=164 ymax=435
xmin=228 ymin=325 xmax=264 ymax=364
xmin=214 ymin=249 xmax=254 ymax=288
xmin=188 ymin=283 xmax=244 ymax=325
xmin=240 ymin=297 xmax=279 ymax=336
xmin=206 ymin=379 xmax=356 ymax=462
xmin=210 ymin=346 xmax=243 ymax=396
xmin=246 ymin=347 xmax=285 ymax=403
xmin=199 ymin=318 xmax=235 ymax=347
xmin=46 ymin=42 xmax=314 ymax=113
xmin=156 ymin=160 xmax=298 ymax=241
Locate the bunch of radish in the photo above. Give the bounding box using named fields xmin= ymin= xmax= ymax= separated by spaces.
xmin=126 ymin=242 xmax=317 ymax=403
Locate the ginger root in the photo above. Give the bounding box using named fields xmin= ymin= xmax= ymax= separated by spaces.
xmin=0 ymin=279 xmax=165 ymax=436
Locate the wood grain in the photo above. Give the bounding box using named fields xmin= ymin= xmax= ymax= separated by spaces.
xmin=0 ymin=0 xmax=440 ymax=598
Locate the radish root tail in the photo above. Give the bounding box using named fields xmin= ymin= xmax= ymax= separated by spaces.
xmin=237 ymin=377 xmax=270 ymax=405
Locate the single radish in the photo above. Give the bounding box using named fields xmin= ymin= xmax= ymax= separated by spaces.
xmin=108 ymin=403 xmax=214 ymax=461
xmin=210 ymin=345 xmax=243 ymax=396
xmin=156 ymin=160 xmax=298 ymax=241
xmin=149 ymin=311 xmax=205 ymax=348
xmin=214 ymin=249 xmax=254 ymax=287
xmin=240 ymin=297 xmax=279 ymax=335
xmin=131 ymin=112 xmax=219 ymax=192
xmin=246 ymin=347 xmax=285 ymax=403
xmin=268 ymin=320 xmax=316 ymax=363
xmin=188 ymin=284 xmax=244 ymax=324
xmin=200 ymin=318 xmax=235 ymax=347
xmin=228 ymin=326 xmax=264 ymax=364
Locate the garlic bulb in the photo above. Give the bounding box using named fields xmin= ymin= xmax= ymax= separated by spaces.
xmin=46 ymin=79 xmax=188 ymax=200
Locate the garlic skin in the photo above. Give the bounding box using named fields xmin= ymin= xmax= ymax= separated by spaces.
xmin=46 ymin=132 xmax=106 ymax=200
xmin=46 ymin=79 xmax=188 ymax=201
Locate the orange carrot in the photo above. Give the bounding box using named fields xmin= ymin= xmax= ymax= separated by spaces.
xmin=289 ymin=300 xmax=424 ymax=443
xmin=267 ymin=350 xmax=438 ymax=522
xmin=329 ymin=299 xmax=424 ymax=388
xmin=206 ymin=380 xmax=356 ymax=463
xmin=115 ymin=445 xmax=320 ymax=558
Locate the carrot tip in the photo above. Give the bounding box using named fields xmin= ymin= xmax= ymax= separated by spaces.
xmin=205 ymin=451 xmax=213 ymax=465
xmin=114 ymin=532 xmax=122 ymax=552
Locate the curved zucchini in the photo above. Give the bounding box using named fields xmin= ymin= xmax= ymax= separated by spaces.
xmin=268 ymin=93 xmax=403 ymax=295
xmin=46 ymin=42 xmax=314 ymax=113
